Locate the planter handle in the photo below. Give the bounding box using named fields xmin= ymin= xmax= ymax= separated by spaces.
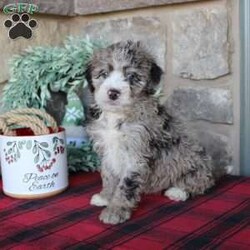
xmin=0 ymin=108 xmax=58 ymax=136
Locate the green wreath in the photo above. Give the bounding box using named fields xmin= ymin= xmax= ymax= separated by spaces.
xmin=2 ymin=37 xmax=104 ymax=172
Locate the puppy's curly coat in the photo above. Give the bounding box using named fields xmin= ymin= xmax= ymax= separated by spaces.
xmin=85 ymin=41 xmax=229 ymax=224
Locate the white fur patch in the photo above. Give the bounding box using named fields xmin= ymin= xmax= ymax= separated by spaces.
xmin=99 ymin=112 xmax=131 ymax=176
xmin=95 ymin=70 xmax=132 ymax=111
xmin=90 ymin=194 xmax=108 ymax=207
xmin=164 ymin=187 xmax=189 ymax=202
xmin=226 ymin=165 xmax=234 ymax=174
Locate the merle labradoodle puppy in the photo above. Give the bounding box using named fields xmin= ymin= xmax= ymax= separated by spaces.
xmin=85 ymin=41 xmax=231 ymax=225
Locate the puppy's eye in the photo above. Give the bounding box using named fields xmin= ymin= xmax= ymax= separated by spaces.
xmin=97 ymin=71 xmax=109 ymax=79
xmin=126 ymin=72 xmax=138 ymax=82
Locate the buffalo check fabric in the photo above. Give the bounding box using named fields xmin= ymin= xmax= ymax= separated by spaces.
xmin=0 ymin=173 xmax=250 ymax=250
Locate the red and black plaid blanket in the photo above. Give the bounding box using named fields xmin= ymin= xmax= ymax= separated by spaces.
xmin=0 ymin=173 xmax=250 ymax=250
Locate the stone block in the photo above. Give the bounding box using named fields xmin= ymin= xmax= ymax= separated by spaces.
xmin=172 ymin=7 xmax=230 ymax=80
xmin=167 ymin=87 xmax=233 ymax=124
xmin=194 ymin=129 xmax=233 ymax=170
xmin=0 ymin=82 xmax=6 ymax=114
xmin=0 ymin=0 xmax=204 ymax=16
xmin=75 ymin=0 xmax=202 ymax=16
xmin=83 ymin=17 xmax=166 ymax=67
xmin=0 ymin=0 xmax=74 ymax=16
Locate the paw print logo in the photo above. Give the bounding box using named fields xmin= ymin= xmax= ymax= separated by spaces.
xmin=4 ymin=13 xmax=37 ymax=39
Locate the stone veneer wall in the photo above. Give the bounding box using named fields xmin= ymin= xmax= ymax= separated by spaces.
xmin=0 ymin=0 xmax=240 ymax=173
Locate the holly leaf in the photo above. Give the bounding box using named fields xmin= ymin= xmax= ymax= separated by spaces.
xmin=18 ymin=141 xmax=23 ymax=149
xmin=40 ymin=142 xmax=49 ymax=148
xmin=34 ymin=154 xmax=40 ymax=164
xmin=32 ymin=146 xmax=38 ymax=154
xmin=17 ymin=150 xmax=21 ymax=159
xmin=26 ymin=140 xmax=32 ymax=150
xmin=44 ymin=150 xmax=51 ymax=158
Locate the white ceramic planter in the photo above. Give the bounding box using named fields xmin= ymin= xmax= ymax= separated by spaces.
xmin=0 ymin=127 xmax=68 ymax=199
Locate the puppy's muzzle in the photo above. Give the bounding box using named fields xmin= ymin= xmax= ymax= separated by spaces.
xmin=108 ymin=89 xmax=121 ymax=101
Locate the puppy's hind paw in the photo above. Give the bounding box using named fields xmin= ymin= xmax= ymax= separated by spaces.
xmin=90 ymin=194 xmax=108 ymax=207
xmin=99 ymin=207 xmax=131 ymax=225
xmin=164 ymin=187 xmax=189 ymax=202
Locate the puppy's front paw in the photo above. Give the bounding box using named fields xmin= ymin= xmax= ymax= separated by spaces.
xmin=164 ymin=187 xmax=189 ymax=201
xmin=99 ymin=207 xmax=131 ymax=225
xmin=90 ymin=194 xmax=108 ymax=207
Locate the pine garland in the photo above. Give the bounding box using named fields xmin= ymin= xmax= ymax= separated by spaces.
xmin=67 ymin=143 xmax=100 ymax=173
xmin=2 ymin=37 xmax=104 ymax=172
xmin=3 ymin=37 xmax=104 ymax=109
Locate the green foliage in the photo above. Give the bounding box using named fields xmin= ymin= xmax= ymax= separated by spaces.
xmin=2 ymin=36 xmax=105 ymax=173
xmin=3 ymin=37 xmax=104 ymax=109
xmin=67 ymin=143 xmax=101 ymax=173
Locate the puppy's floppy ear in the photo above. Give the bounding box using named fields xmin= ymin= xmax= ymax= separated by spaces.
xmin=150 ymin=62 xmax=163 ymax=86
xmin=85 ymin=63 xmax=95 ymax=93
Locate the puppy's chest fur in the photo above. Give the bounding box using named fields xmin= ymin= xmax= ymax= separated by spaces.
xmin=90 ymin=113 xmax=133 ymax=176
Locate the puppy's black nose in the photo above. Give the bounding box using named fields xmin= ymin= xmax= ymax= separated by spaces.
xmin=108 ymin=89 xmax=121 ymax=101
